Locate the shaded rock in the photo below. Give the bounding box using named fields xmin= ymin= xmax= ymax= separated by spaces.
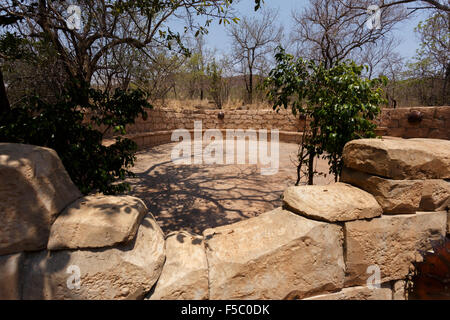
xmin=420 ymin=179 xmax=450 ymax=211
xmin=343 ymin=138 xmax=450 ymax=179
xmin=304 ymin=286 xmax=392 ymax=300
xmin=447 ymin=211 xmax=450 ymax=235
xmin=341 ymin=167 xmax=423 ymax=214
xmin=148 ymin=231 xmax=208 ymax=300
xmin=393 ymin=280 xmax=407 ymax=300
xmin=48 ymin=195 xmax=147 ymax=250
xmin=204 ymin=208 xmax=345 ymax=300
xmin=22 ymin=214 xmax=165 ymax=300
xmin=345 ymin=211 xmax=447 ymax=286
xmin=282 ymin=183 xmax=382 ymax=222
xmin=0 ymin=253 xmax=24 ymax=299
xmin=0 ymin=143 xmax=81 ymax=255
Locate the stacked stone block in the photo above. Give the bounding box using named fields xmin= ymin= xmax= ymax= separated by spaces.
xmin=0 ymin=143 xmax=166 ymax=300
xmin=339 ymin=138 xmax=450 ymax=299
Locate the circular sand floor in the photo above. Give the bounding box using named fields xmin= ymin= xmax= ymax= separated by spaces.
xmin=127 ymin=141 xmax=334 ymax=235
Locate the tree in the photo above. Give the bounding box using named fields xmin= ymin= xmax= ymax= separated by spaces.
xmin=338 ymin=0 xmax=450 ymax=13
xmin=0 ymin=0 xmax=248 ymax=105
xmin=229 ymin=9 xmax=283 ymax=104
xmin=265 ymin=48 xmax=386 ymax=184
xmin=291 ymin=0 xmax=407 ymax=69
xmin=182 ymin=35 xmax=214 ymax=100
xmin=412 ymin=11 xmax=449 ymax=104
xmin=0 ymin=0 xmax=263 ymax=194
xmin=206 ymin=59 xmax=224 ymax=109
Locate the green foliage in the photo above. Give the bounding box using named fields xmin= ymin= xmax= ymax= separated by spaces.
xmin=0 ymin=87 xmax=151 ymax=195
xmin=265 ymin=48 xmax=387 ymax=181
xmin=0 ymin=32 xmax=29 ymax=60
xmin=403 ymin=12 xmax=449 ymax=105
xmin=206 ymin=60 xmax=224 ymax=109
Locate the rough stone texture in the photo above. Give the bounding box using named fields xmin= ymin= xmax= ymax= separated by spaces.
xmin=203 ymin=207 xmax=345 ymax=300
xmin=104 ymin=107 xmax=450 ymax=147
xmin=420 ymin=179 xmax=450 ymax=211
xmin=282 ymin=183 xmax=382 ymax=222
xmin=148 ymin=231 xmax=209 ymax=300
xmin=304 ymin=286 xmax=392 ymax=300
xmin=22 ymin=214 xmax=165 ymax=300
xmin=0 ymin=253 xmax=24 ymax=299
xmin=345 ymin=211 xmax=447 ymax=286
xmin=393 ymin=280 xmax=407 ymax=300
xmin=447 ymin=211 xmax=450 ymax=235
xmin=0 ymin=143 xmax=82 ymax=256
xmin=341 ymin=167 xmax=423 ymax=214
xmin=375 ymin=107 xmax=450 ymax=140
xmin=48 ymin=195 xmax=147 ymax=250
xmin=343 ymin=138 xmax=450 ymax=179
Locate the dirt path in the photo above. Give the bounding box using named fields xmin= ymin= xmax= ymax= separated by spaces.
xmin=127 ymin=141 xmax=334 ymax=235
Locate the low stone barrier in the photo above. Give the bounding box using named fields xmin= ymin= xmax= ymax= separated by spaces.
xmin=0 ymin=138 xmax=449 ymax=300
xmin=103 ymin=129 xmax=303 ymax=150
xmin=100 ymin=107 xmax=449 ymax=150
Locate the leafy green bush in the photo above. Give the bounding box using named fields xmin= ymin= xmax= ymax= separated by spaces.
xmin=265 ymin=48 xmax=387 ymax=183
xmin=0 ymin=87 xmax=151 ymax=195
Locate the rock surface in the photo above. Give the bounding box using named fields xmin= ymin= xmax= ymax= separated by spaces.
xmin=22 ymin=214 xmax=165 ymax=300
xmin=345 ymin=211 xmax=447 ymax=286
xmin=148 ymin=231 xmax=209 ymax=300
xmin=282 ymin=183 xmax=382 ymax=222
xmin=304 ymin=286 xmax=392 ymax=300
xmin=203 ymin=207 xmax=345 ymax=300
xmin=0 ymin=253 xmax=24 ymax=299
xmin=420 ymin=179 xmax=450 ymax=211
xmin=343 ymin=138 xmax=450 ymax=179
xmin=0 ymin=143 xmax=81 ymax=255
xmin=447 ymin=211 xmax=450 ymax=235
xmin=341 ymin=167 xmax=423 ymax=214
xmin=393 ymin=280 xmax=407 ymax=300
xmin=48 ymin=195 xmax=147 ymax=250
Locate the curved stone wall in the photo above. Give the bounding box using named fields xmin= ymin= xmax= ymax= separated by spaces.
xmin=101 ymin=106 xmax=450 ymax=150
xmin=0 ymin=138 xmax=449 ymax=300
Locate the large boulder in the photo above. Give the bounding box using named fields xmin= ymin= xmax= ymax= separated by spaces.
xmin=0 ymin=253 xmax=24 ymax=299
xmin=304 ymin=286 xmax=392 ymax=300
xmin=341 ymin=167 xmax=423 ymax=214
xmin=203 ymin=208 xmax=345 ymax=300
xmin=343 ymin=138 xmax=450 ymax=179
xmin=344 ymin=211 xmax=447 ymax=286
xmin=22 ymin=214 xmax=165 ymax=300
xmin=48 ymin=195 xmax=147 ymax=250
xmin=0 ymin=143 xmax=81 ymax=256
xmin=148 ymin=231 xmax=209 ymax=300
xmin=282 ymin=183 xmax=382 ymax=222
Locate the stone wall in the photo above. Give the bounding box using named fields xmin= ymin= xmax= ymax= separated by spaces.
xmin=101 ymin=106 xmax=449 ymax=150
xmin=0 ymin=138 xmax=449 ymax=300
xmin=102 ymin=108 xmax=305 ymax=149
xmin=375 ymin=106 xmax=450 ymax=139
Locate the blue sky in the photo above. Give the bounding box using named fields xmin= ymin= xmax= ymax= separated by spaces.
xmin=200 ymin=0 xmax=429 ymax=62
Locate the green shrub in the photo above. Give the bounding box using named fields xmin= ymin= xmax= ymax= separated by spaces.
xmin=265 ymin=48 xmax=387 ymax=183
xmin=0 ymin=87 xmax=151 ymax=195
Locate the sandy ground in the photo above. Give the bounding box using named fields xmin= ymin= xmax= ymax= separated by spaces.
xmin=127 ymin=141 xmax=334 ymax=235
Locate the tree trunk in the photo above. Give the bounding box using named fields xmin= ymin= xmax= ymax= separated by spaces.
xmin=0 ymin=68 xmax=11 ymax=116
xmin=248 ymin=67 xmax=253 ymax=104
xmin=308 ymin=151 xmax=315 ymax=185
xmin=443 ymin=63 xmax=450 ymax=105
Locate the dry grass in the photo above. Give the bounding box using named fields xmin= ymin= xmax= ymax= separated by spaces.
xmin=151 ymin=98 xmax=273 ymax=111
